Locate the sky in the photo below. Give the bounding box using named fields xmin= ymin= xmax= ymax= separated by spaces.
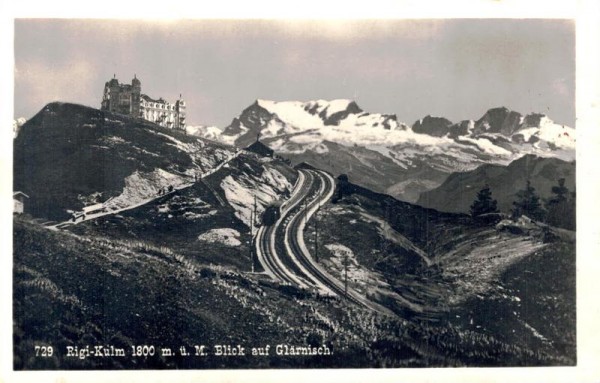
xmin=14 ymin=19 xmax=575 ymax=128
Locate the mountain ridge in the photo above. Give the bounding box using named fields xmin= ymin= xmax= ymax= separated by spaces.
xmin=195 ymin=99 xmax=574 ymax=202
xmin=417 ymin=154 xmax=575 ymax=215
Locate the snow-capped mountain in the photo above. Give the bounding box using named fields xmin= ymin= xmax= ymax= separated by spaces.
xmin=210 ymin=99 xmax=575 ymax=202
xmin=186 ymin=124 xmax=227 ymax=143
xmin=221 ymin=99 xmax=403 ymax=149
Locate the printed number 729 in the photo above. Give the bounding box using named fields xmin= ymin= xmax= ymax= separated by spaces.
xmin=34 ymin=345 xmax=53 ymax=357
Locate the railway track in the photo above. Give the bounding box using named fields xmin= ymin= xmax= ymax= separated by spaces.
xmin=255 ymin=168 xmax=386 ymax=312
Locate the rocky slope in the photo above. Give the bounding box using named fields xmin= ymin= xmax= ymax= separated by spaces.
xmin=14 ymin=171 xmax=575 ymax=368
xmin=15 ymin=209 xmax=574 ymax=369
xmin=197 ymin=100 xmax=574 ymax=203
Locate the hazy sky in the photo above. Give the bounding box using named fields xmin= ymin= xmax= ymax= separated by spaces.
xmin=14 ymin=19 xmax=575 ymax=127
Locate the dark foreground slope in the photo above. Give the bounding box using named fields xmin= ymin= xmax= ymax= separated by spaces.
xmin=303 ymin=179 xmax=576 ymax=364
xmin=13 ymin=164 xmax=575 ymax=368
xmin=14 ymin=215 xmax=572 ymax=369
xmin=14 ymin=102 xmax=234 ymax=221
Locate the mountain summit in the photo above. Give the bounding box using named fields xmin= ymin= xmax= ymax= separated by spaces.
xmin=473 ymin=106 xmax=523 ymax=136
xmin=14 ymin=102 xmax=236 ymax=220
xmin=412 ymin=115 xmax=453 ymax=137
xmin=221 ymin=99 xmax=402 ymax=148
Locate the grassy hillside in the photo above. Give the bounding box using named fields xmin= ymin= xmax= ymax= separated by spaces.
xmin=14 ymin=217 xmax=570 ymax=369
xmin=14 ymin=102 xmax=235 ymax=220
xmin=303 ymin=180 xmax=576 ymax=364
xmin=14 ymin=217 xmax=350 ymax=369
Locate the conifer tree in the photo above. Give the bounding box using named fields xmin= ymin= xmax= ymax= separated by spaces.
xmin=548 ymin=178 xmax=569 ymax=204
xmin=512 ymin=180 xmax=545 ymax=221
xmin=546 ymin=178 xmax=575 ymax=230
xmin=470 ymin=185 xmax=498 ymax=217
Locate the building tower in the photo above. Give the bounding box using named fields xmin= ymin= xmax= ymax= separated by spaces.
xmin=101 ymin=75 xmax=120 ymax=112
xmin=131 ymin=75 xmax=141 ymax=117
xmin=175 ymin=94 xmax=186 ymax=131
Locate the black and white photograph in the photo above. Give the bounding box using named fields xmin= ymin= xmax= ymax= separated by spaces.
xmin=2 ymin=1 xmax=600 ymax=381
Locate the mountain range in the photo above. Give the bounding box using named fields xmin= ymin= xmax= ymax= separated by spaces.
xmin=190 ymin=100 xmax=575 ymax=203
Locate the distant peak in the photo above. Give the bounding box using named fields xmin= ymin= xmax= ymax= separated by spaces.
xmin=251 ymin=99 xmax=364 ymax=126
xmin=412 ymin=115 xmax=453 ymax=137
xmin=522 ymin=112 xmax=552 ymax=128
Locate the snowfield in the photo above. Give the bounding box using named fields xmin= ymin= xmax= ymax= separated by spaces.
xmin=455 ymin=136 xmax=513 ymax=156
xmin=257 ymin=99 xmax=329 ymax=130
xmin=198 ymin=228 xmax=242 ymax=247
xmin=513 ymin=118 xmax=575 ymax=150
xmin=218 ymin=99 xmax=575 ymax=166
xmin=183 ymin=210 xmax=217 ymax=220
xmin=106 ymin=169 xmax=189 ymax=211
xmin=186 ymin=125 xmax=226 ymax=142
xmin=220 ymin=167 xmax=292 ymax=226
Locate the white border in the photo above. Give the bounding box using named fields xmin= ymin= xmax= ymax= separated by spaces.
xmin=1 ymin=1 xmax=598 ymax=382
